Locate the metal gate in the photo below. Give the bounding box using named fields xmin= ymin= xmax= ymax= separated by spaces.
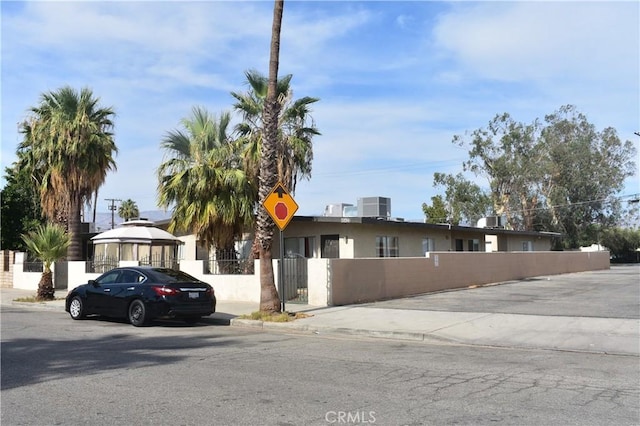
xmin=282 ymin=257 xmax=308 ymax=303
xmin=54 ymin=261 xmax=68 ymax=291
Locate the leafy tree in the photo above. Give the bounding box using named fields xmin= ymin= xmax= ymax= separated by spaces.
xmin=157 ymin=107 xmax=254 ymax=272
xmin=17 ymin=86 xmax=117 ymax=260
xmin=422 ymin=195 xmax=449 ymax=224
xmin=432 ymin=172 xmax=492 ymax=226
xmin=21 ymin=223 xmax=70 ymax=300
xmin=600 ymin=227 xmax=640 ymax=263
xmin=1 ymin=165 xmax=44 ymax=250
xmin=451 ymin=105 xmax=636 ymax=248
xmin=537 ymin=106 xmax=635 ymax=248
xmin=118 ymin=199 xmax=140 ymax=221
xmin=455 ymin=113 xmax=543 ymax=230
xmin=254 ymin=0 xmax=286 ymax=313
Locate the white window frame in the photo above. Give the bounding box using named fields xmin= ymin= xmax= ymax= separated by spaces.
xmin=376 ymin=236 xmax=399 ymax=257
xmin=422 ymin=238 xmax=435 ymax=254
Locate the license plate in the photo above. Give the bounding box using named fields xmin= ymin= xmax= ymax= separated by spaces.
xmin=189 ymin=292 xmax=199 ymax=299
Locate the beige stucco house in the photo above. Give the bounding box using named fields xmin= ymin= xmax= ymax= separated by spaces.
xmin=165 ymin=215 xmax=559 ymax=263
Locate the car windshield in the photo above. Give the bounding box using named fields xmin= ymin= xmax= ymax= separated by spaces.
xmin=148 ymin=268 xmax=199 ymax=283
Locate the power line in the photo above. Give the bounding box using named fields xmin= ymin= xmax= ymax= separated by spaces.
xmin=105 ymin=198 xmax=122 ymax=229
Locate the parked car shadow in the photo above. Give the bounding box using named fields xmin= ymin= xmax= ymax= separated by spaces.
xmin=77 ymin=313 xmax=234 ymax=327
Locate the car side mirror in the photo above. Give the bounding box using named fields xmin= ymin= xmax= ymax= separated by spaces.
xmin=89 ymin=279 xmax=99 ymax=287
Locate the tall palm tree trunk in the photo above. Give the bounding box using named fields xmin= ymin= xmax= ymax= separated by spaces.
xmin=67 ymin=194 xmax=82 ymax=261
xmin=258 ymin=0 xmax=284 ymax=313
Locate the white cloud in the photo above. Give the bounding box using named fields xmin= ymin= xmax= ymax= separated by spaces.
xmin=433 ymin=2 xmax=638 ymax=82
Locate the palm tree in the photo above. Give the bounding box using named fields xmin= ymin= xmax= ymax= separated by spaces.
xmin=231 ymin=68 xmax=320 ymax=312
xmin=21 ymin=223 xmax=70 ymax=301
xmin=157 ymin=107 xmax=254 ymax=271
xmin=18 ymin=86 xmax=117 ymax=261
xmin=231 ymin=70 xmax=320 ymax=194
xmin=251 ymin=0 xmax=286 ymax=313
xmin=118 ymin=199 xmax=140 ymax=221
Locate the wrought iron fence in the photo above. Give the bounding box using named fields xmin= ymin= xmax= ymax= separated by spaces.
xmin=140 ymin=254 xmax=179 ymax=270
xmin=23 ymin=262 xmax=44 ymax=273
xmin=205 ymin=248 xmax=254 ymax=275
xmin=86 ymin=255 xmax=119 ymax=274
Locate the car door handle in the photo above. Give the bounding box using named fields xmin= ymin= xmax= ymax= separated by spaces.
xmin=127 ymin=287 xmax=135 ymax=291
xmin=103 ymin=289 xmax=111 ymax=292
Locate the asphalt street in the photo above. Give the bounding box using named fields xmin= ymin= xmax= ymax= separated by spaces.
xmin=2 ymin=305 xmax=639 ymax=426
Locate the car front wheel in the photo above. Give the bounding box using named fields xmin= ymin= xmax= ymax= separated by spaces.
xmin=128 ymin=300 xmax=148 ymax=327
xmin=69 ymin=296 xmax=85 ymax=320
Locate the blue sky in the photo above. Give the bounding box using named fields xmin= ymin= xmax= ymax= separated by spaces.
xmin=2 ymin=0 xmax=639 ymax=221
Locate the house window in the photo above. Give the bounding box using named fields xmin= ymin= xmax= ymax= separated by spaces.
xmin=422 ymin=238 xmax=435 ymax=254
xmin=522 ymin=241 xmax=533 ymax=251
xmin=285 ymin=236 xmax=316 ymax=258
xmin=468 ymin=239 xmax=480 ymax=252
xmin=321 ymin=235 xmax=340 ymax=258
xmin=455 ymin=239 xmax=464 ymax=251
xmin=376 ymin=236 xmax=398 ymax=257
xmin=196 ymin=241 xmax=209 ymax=261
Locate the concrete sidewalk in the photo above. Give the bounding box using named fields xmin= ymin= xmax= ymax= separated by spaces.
xmin=3 ymin=286 xmax=638 ymax=356
xmin=241 ymin=305 xmax=639 ymax=356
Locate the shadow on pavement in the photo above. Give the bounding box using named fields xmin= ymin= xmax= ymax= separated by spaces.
xmin=1 ymin=331 xmax=241 ymax=391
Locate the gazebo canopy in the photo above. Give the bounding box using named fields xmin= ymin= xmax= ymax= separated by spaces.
xmin=91 ymin=219 xmax=181 ymax=245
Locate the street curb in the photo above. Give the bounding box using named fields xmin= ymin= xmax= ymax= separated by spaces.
xmin=229 ymin=318 xmax=640 ymax=356
xmin=230 ymin=318 xmax=453 ymax=343
xmin=230 ymin=318 xmax=266 ymax=329
xmin=10 ymin=301 xmax=65 ymax=311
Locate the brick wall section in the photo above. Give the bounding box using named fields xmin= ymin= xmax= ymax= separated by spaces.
xmin=0 ymin=250 xmax=15 ymax=288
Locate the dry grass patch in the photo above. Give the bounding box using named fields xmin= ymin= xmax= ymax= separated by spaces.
xmin=240 ymin=311 xmax=312 ymax=322
xmin=14 ymin=296 xmax=65 ymax=302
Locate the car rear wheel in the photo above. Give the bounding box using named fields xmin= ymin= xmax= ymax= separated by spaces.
xmin=69 ymin=296 xmax=85 ymax=320
xmin=183 ymin=316 xmax=201 ymax=325
xmin=128 ymin=300 xmax=148 ymax=327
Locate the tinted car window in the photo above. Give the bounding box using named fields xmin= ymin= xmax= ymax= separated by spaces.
xmin=97 ymin=270 xmax=120 ymax=284
xmin=147 ymin=268 xmax=199 ymax=283
xmin=117 ymin=270 xmax=145 ymax=284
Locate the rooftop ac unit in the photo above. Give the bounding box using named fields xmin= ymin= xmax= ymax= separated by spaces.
xmin=357 ymin=196 xmax=391 ymax=218
xmin=485 ymin=216 xmax=499 ymax=227
xmin=484 ymin=216 xmax=506 ymax=228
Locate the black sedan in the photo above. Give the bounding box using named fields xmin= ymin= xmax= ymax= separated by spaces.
xmin=65 ymin=266 xmax=216 ymax=326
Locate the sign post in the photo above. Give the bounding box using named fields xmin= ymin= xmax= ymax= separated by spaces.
xmin=262 ymin=182 xmax=299 ymax=312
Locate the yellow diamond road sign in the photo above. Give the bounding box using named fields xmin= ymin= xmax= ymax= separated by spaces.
xmin=263 ymin=182 xmax=299 ymax=231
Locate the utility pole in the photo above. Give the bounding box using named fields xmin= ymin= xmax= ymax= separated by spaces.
xmin=105 ymin=198 xmax=122 ymax=229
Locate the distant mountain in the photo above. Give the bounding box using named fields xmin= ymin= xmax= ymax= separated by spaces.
xmin=88 ymin=210 xmax=172 ymax=232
